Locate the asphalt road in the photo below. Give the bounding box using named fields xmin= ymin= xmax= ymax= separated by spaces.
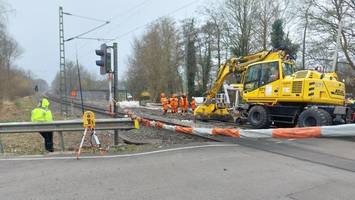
xmin=1 ymin=139 xmax=355 ymax=200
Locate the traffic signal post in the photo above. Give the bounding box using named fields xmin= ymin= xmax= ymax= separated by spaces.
xmin=95 ymin=42 xmax=120 ymax=145
xmin=95 ymin=43 xmax=112 ymax=74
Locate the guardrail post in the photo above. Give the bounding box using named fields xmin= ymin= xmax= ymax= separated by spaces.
xmin=59 ymin=131 xmax=65 ymax=152
xmin=0 ymin=136 xmax=4 ymax=154
xmin=114 ymin=130 xmax=119 ymax=146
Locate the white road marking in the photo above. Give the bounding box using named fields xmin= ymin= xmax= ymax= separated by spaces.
xmin=0 ymin=144 xmax=238 ymax=161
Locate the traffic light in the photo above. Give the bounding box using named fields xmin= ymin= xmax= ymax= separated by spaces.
xmin=95 ymin=43 xmax=112 ymax=74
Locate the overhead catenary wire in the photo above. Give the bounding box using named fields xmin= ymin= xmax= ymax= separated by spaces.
xmin=63 ymin=10 xmax=111 ymax=42
xmin=74 ymin=0 xmax=152 ymax=52
xmin=75 ymin=37 xmax=114 ymax=41
xmin=100 ymin=0 xmax=152 ymax=36
xmin=65 ymin=21 xmax=110 ymax=42
xmin=63 ymin=12 xmax=109 ymax=23
xmin=73 ymin=0 xmax=200 ymax=65
xmin=107 ymin=0 xmax=151 ymax=22
xmin=108 ymin=0 xmax=201 ymax=42
xmin=77 ymin=0 xmax=201 ymax=61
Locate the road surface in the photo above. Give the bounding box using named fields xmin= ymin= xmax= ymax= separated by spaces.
xmin=1 ymin=138 xmax=355 ymax=200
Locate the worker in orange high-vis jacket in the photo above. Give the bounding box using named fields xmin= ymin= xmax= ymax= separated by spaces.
xmin=179 ymin=94 xmax=188 ymax=114
xmin=160 ymin=93 xmax=169 ymax=114
xmin=170 ymin=94 xmax=179 ymax=113
xmin=174 ymin=94 xmax=180 ymax=113
xmin=190 ymin=97 xmax=196 ymax=112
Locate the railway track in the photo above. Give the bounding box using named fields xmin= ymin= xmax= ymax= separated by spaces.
xmin=46 ymin=95 xmax=125 ymax=117
xmin=46 ymin=95 xmax=218 ymax=142
xmin=47 ymin=95 xmax=218 ymax=128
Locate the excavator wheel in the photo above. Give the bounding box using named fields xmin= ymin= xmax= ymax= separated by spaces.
xmin=247 ymin=105 xmax=270 ymax=129
xmin=297 ymin=108 xmax=331 ymax=127
xmin=317 ymin=109 xmax=333 ymax=125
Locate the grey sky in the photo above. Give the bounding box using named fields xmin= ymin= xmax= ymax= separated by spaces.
xmin=6 ymin=0 xmax=208 ymax=84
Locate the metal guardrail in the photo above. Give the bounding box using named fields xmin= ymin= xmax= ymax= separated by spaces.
xmin=0 ymin=118 xmax=135 ymax=153
xmin=0 ymin=118 xmax=134 ymax=134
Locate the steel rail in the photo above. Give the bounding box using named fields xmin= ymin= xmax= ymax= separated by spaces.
xmin=46 ymin=95 xmax=124 ymax=116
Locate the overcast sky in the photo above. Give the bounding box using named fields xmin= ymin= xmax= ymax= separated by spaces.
xmin=6 ymin=0 xmax=209 ymax=84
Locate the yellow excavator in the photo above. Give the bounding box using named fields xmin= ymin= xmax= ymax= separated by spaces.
xmin=194 ymin=50 xmax=353 ymax=128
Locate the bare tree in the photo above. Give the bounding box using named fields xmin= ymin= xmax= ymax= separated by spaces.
xmin=255 ymin=0 xmax=280 ymax=51
xmin=126 ymin=17 xmax=182 ymax=101
xmin=202 ymin=4 xmax=229 ymax=67
xmin=196 ymin=21 xmax=215 ymax=94
xmin=309 ymin=0 xmax=354 ymax=71
xmin=300 ymin=0 xmax=312 ymax=69
xmin=0 ymin=1 xmax=26 ymax=102
xmin=223 ymin=0 xmax=259 ymax=56
xmin=51 ymin=61 xmax=104 ymax=95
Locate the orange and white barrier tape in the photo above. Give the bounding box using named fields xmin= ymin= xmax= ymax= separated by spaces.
xmin=124 ymin=110 xmax=355 ymax=139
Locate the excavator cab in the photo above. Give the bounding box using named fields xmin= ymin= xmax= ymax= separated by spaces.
xmin=242 ymin=60 xmax=296 ymax=103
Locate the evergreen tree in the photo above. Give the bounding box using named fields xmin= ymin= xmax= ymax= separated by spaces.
xmin=183 ymin=19 xmax=197 ymax=98
xmin=283 ymin=35 xmax=300 ymax=59
xmin=271 ymin=19 xmax=284 ymax=49
xmin=271 ymin=19 xmax=299 ymax=58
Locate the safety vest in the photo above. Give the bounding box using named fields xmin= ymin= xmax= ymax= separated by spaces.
xmin=31 ymin=108 xmax=53 ymax=122
xmin=180 ymin=97 xmax=188 ymax=108
xmin=161 ymin=97 xmax=169 ymax=110
xmin=31 ymin=98 xmax=53 ymax=122
xmin=161 ymin=97 xmax=168 ymax=105
xmin=173 ymin=98 xmax=179 ymax=107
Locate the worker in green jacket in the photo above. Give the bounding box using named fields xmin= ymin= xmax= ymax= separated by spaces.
xmin=31 ymin=98 xmax=54 ymax=152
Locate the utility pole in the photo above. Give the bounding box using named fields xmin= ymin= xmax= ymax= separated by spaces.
xmin=59 ymin=6 xmax=68 ymax=117
xmin=113 ymin=42 xmax=119 ymax=145
xmin=76 ymin=52 xmax=84 ymax=115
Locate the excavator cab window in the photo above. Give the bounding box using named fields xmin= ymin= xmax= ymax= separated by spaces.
xmin=263 ymin=62 xmax=279 ymax=84
xmin=282 ymin=62 xmax=295 ymax=77
xmin=244 ymin=61 xmax=279 ymax=92
xmin=244 ymin=64 xmax=261 ymax=92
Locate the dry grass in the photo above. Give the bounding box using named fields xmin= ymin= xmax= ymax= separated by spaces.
xmin=0 ymin=96 xmax=42 ymax=155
